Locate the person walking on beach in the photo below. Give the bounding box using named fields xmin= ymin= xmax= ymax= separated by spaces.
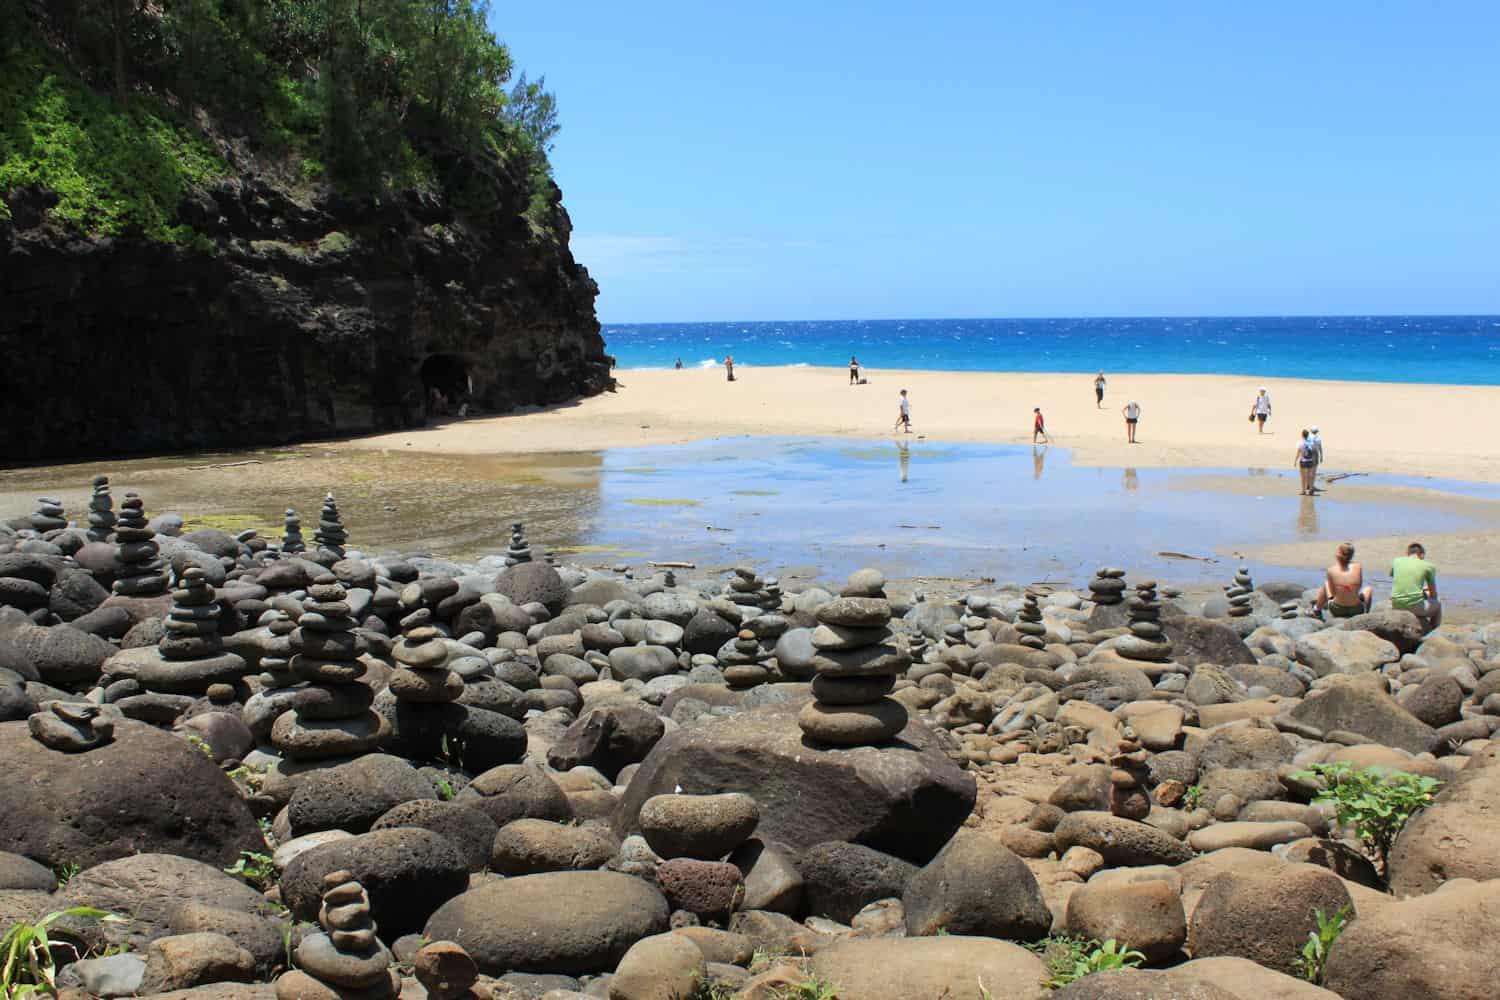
xmin=1316 ymin=541 xmax=1373 ymax=618
xmin=1309 ymin=425 xmax=1324 ymax=487
xmin=1032 ymin=407 xmax=1049 ymax=444
xmin=1094 ymin=372 xmax=1107 ymax=408
xmin=1250 ymin=387 xmax=1272 ymax=432
xmin=725 ymin=356 xmax=735 ymax=382
xmin=1122 ymin=400 xmax=1141 ymax=443
xmin=895 ymin=389 xmax=912 ymax=434
xmin=849 ymin=356 xmax=860 ymax=385
xmin=674 ymin=357 xmax=683 ymax=370
xmin=1295 ymin=429 xmax=1318 ymax=495
xmin=1390 ymin=542 xmax=1441 ymax=631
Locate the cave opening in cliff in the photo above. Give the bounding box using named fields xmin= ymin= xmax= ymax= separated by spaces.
xmin=420 ymin=353 xmax=472 ymax=416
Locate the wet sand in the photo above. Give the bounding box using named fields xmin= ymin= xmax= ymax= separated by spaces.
xmin=345 ymin=367 xmax=1500 ymax=483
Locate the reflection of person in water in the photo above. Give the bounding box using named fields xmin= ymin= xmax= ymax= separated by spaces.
xmin=896 ymin=439 xmax=910 ymax=483
xmin=1032 ymin=444 xmax=1047 ymax=481
xmin=1123 ymin=467 xmax=1138 ymax=492
xmin=1297 ymin=493 xmax=1319 ymax=536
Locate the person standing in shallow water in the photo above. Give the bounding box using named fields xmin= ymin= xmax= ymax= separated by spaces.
xmin=674 ymin=358 xmax=683 ymax=370
xmin=1295 ymin=429 xmax=1318 ymax=495
xmin=1094 ymin=372 xmax=1107 ymax=408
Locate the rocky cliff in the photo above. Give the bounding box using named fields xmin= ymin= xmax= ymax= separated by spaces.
xmin=0 ymin=156 xmax=612 ymax=463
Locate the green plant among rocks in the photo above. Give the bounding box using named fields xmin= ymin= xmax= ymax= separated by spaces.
xmin=1294 ymin=904 xmax=1351 ymax=984
xmin=775 ymin=977 xmax=841 ymax=1000
xmin=51 ymin=861 xmax=79 ymax=887
xmin=1182 ymin=784 xmax=1204 ymax=810
xmin=224 ymin=850 xmax=277 ymax=891
xmin=1030 ymin=935 xmax=1147 ymax=989
xmin=1 ymin=907 xmax=121 ymax=997
xmin=1292 ymin=762 xmax=1440 ymax=873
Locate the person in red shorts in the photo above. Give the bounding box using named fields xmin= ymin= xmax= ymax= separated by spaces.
xmin=1033 ymin=407 xmax=1049 ymax=444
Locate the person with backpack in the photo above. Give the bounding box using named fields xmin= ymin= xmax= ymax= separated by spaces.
xmin=1295 ymin=428 xmax=1318 ymax=495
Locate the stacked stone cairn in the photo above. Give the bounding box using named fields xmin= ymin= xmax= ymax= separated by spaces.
xmin=29 ymin=496 xmax=67 ymax=533
xmin=720 ymin=628 xmax=772 ymax=688
xmin=281 ymin=508 xmax=306 ymax=554
xmin=1280 ymin=600 xmax=1301 ymax=620
xmin=1016 ymin=589 xmax=1048 ymax=650
xmin=152 ymin=566 xmax=246 ymax=692
xmin=313 ymin=492 xmax=347 ymax=562
xmin=504 ymin=522 xmax=532 ymax=566
xmin=255 ymin=611 xmax=298 ymax=690
xmin=1088 ymin=566 xmax=1126 ymax=605
xmin=1226 ymin=565 xmax=1254 ymax=618
xmin=86 ymin=476 xmax=115 ymax=542
xmin=1115 ymin=580 xmax=1173 ymax=666
xmin=724 ymin=566 xmax=781 ymax=612
xmin=111 ymin=492 xmax=169 ymax=597
xmin=1109 ymin=731 xmax=1152 ymax=820
xmin=277 ymin=871 xmax=398 ymax=1000
xmin=271 ymin=575 xmax=389 ymax=760
xmin=798 ymin=573 xmax=911 ymax=746
xmin=389 ymin=608 xmax=464 ymax=706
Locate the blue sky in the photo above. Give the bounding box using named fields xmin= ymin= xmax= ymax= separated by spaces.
xmin=490 ymin=2 xmax=1500 ymax=324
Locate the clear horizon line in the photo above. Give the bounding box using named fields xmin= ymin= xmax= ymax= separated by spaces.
xmin=599 ymin=311 xmax=1500 ymax=326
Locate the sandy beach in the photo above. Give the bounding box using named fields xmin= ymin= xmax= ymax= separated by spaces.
xmin=346 ymin=367 xmax=1500 ymax=483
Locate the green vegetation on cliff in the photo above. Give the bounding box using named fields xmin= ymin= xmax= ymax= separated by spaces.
xmin=0 ymin=0 xmax=561 ymax=241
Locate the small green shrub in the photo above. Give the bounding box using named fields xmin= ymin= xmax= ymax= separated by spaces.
xmin=1182 ymin=784 xmax=1204 ymax=810
xmin=435 ymin=777 xmax=455 ymax=802
xmin=52 ymin=862 xmax=79 ymax=887
xmin=224 ymin=850 xmax=276 ymax=890
xmin=1294 ymin=904 xmax=1351 ymax=984
xmin=1031 ymin=935 xmax=1147 ymax=990
xmin=774 ymin=977 xmax=840 ymax=1000
xmin=1 ymin=907 xmax=121 ymax=996
xmin=1291 ymin=763 xmax=1440 ymax=872
xmin=183 ymin=733 xmax=215 ymax=758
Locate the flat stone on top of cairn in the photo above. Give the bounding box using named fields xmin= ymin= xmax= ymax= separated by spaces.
xmin=720 ymin=627 xmax=772 ymax=688
xmin=389 ymin=608 xmax=464 ymax=704
xmin=1114 ymin=580 xmax=1172 ymax=664
xmin=1226 ymin=565 xmax=1254 ymax=618
xmin=1088 ymin=566 xmax=1127 ymax=605
xmin=111 ymin=492 xmax=169 ymax=597
xmin=504 ymin=522 xmax=532 ymax=566
xmin=86 ymin=476 xmax=115 ymax=542
xmin=271 ymin=574 xmax=388 ymax=760
xmin=1016 ymin=589 xmax=1048 ymax=650
xmin=281 ymin=508 xmax=306 ymax=554
xmin=313 ymin=492 xmax=347 ymax=561
xmin=798 ymin=570 xmax=911 ymax=747
xmin=30 ymin=496 xmax=67 ymax=532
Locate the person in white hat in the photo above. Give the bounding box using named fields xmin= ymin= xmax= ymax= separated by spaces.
xmin=1309 ymin=425 xmax=1324 ymax=477
xmin=1249 ymin=387 xmax=1273 ymax=433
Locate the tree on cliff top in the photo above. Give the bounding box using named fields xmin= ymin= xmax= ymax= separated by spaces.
xmin=1 ymin=0 xmax=563 ymax=235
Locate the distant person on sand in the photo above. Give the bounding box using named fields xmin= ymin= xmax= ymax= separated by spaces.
xmin=895 ymin=389 xmax=912 ymax=434
xmin=1122 ymin=400 xmax=1141 ymax=443
xmin=725 ymin=356 xmax=735 ymax=381
xmin=1309 ymin=425 xmax=1324 ymax=484
xmin=1250 ymin=387 xmax=1272 ymax=432
xmin=1390 ymin=542 xmax=1441 ymax=631
xmin=1094 ymin=372 xmax=1107 ymax=408
xmin=1032 ymin=407 xmax=1049 ymax=444
xmin=849 ymin=356 xmax=860 ymax=385
xmin=1295 ymin=429 xmax=1318 ymax=495
xmin=1316 ymin=541 xmax=1373 ymax=618
xmin=674 ymin=358 xmax=683 ymax=370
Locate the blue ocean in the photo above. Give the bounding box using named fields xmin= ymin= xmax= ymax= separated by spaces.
xmin=602 ymin=316 xmax=1500 ymax=384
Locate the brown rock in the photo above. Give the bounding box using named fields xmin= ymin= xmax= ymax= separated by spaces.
xmin=1065 ymin=878 xmax=1186 ymax=964
xmin=1187 ymin=864 xmax=1353 ymax=976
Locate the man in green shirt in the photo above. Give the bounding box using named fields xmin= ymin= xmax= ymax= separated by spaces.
xmin=1389 ymin=542 xmax=1440 ymax=631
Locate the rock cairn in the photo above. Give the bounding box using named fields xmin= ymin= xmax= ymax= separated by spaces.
xmin=112 ymin=492 xmax=169 ymax=597
xmin=1110 ymin=733 xmax=1152 ymax=820
xmin=720 ymin=628 xmax=771 ymax=688
xmin=281 ymin=508 xmax=306 ymax=554
xmin=271 ymin=575 xmax=388 ymax=760
xmin=504 ymin=522 xmax=532 ymax=565
xmin=152 ymin=566 xmax=246 ymax=690
xmin=278 ymin=871 xmax=398 ymax=1000
xmin=1088 ymin=567 xmax=1126 ymax=605
xmin=86 ymin=476 xmax=115 ymax=542
xmin=256 ymin=611 xmax=298 ymax=690
xmin=313 ymin=493 xmax=347 ymax=561
xmin=29 ymin=497 xmax=67 ymax=533
xmin=798 ymin=576 xmax=910 ymax=746
xmin=29 ymin=701 xmax=121 ymax=752
xmin=390 ymin=608 xmax=463 ymax=706
xmin=1280 ymin=600 xmax=1300 ymax=620
xmin=1227 ymin=566 xmax=1254 ymax=618
xmin=725 ymin=566 xmax=781 ymax=612
xmin=1016 ymin=589 xmax=1047 ymax=650
xmin=1115 ymin=580 xmax=1172 ymax=665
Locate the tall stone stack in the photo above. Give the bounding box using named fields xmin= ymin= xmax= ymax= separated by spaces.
xmin=313 ymin=493 xmax=347 ymax=562
xmin=111 ymin=493 xmax=169 ymax=597
xmin=389 ymin=608 xmax=464 ymax=706
xmin=1226 ymin=566 xmax=1254 ymax=618
xmin=1088 ymin=567 xmax=1126 ymax=606
xmin=281 ymin=508 xmax=306 ymax=554
xmin=86 ymin=476 xmax=115 ymax=542
xmin=798 ymin=583 xmax=911 ymax=747
xmin=504 ymin=522 xmax=532 ymax=566
xmin=1115 ymin=580 xmax=1172 ymax=666
xmin=1016 ymin=590 xmax=1047 ymax=650
xmin=1109 ymin=734 xmax=1152 ymax=820
xmin=271 ymin=575 xmax=388 ymax=761
xmin=277 ymin=871 xmax=398 ymax=1000
xmin=156 ymin=567 xmax=244 ymax=685
xmin=29 ymin=497 xmax=67 ymax=532
xmin=256 ymin=611 xmax=299 ymax=690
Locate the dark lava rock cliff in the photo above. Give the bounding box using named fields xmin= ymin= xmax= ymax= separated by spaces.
xmin=1 ymin=156 xmax=612 ymax=462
